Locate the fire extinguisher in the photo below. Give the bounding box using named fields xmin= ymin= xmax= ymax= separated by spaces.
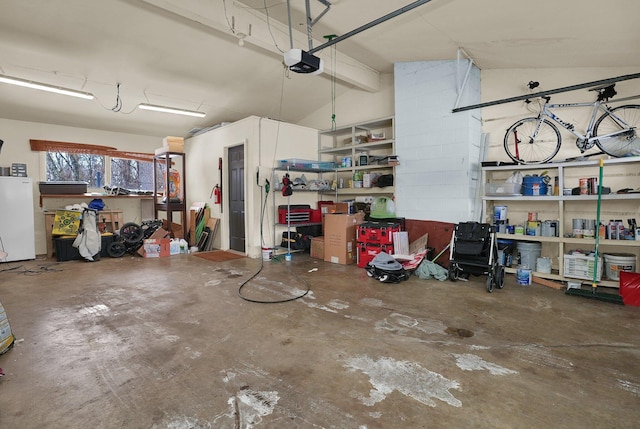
xmin=212 ymin=184 xmax=221 ymax=204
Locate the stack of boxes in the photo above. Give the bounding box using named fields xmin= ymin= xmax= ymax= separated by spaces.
xmin=155 ymin=136 xmax=185 ymax=155
xmin=356 ymin=221 xmax=402 ymax=268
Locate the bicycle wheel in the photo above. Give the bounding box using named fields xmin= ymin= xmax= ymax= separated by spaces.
xmin=120 ymin=222 xmax=143 ymax=244
xmin=504 ymin=118 xmax=561 ymax=164
xmin=594 ymin=105 xmax=640 ymax=157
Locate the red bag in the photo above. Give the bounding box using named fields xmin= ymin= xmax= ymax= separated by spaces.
xmin=619 ymin=271 xmax=640 ymax=306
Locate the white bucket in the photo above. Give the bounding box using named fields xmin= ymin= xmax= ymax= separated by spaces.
xmin=516 ymin=265 xmax=532 ymax=286
xmin=536 ymin=257 xmax=552 ymax=274
xmin=603 ymin=253 xmax=636 ymax=281
xmin=262 ymin=247 xmax=273 ymax=261
xmin=517 ymin=241 xmax=542 ymax=271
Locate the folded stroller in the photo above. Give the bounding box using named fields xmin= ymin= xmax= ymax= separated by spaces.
xmin=448 ymin=222 xmax=504 ymax=292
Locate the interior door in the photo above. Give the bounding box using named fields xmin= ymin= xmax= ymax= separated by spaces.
xmin=228 ymin=145 xmax=245 ymax=252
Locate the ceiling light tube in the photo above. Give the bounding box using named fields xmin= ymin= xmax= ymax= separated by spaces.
xmin=137 ymin=103 xmax=206 ymax=118
xmin=0 ymin=74 xmax=94 ymax=100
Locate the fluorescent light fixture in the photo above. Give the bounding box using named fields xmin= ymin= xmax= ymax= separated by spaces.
xmin=137 ymin=103 xmax=206 ymax=118
xmin=0 ymin=74 xmax=94 ymax=100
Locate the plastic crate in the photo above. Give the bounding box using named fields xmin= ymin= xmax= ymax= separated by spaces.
xmin=487 ymin=182 xmax=522 ymax=195
xmin=357 ymin=242 xmax=394 ymax=268
xmin=357 ymin=221 xmax=402 ymax=245
xmin=563 ymin=253 xmax=603 ymax=281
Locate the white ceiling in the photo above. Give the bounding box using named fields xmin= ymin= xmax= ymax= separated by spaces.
xmin=0 ymin=0 xmax=638 ymax=138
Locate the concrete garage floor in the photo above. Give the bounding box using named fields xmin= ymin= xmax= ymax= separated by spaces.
xmin=0 ymin=253 xmax=639 ymax=429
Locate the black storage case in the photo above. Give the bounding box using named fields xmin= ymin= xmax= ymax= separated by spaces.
xmin=54 ymin=235 xmax=114 ymax=261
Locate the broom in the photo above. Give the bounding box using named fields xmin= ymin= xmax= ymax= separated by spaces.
xmin=566 ymin=159 xmax=623 ymax=304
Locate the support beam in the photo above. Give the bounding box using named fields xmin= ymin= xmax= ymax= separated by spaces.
xmin=136 ymin=0 xmax=380 ymax=92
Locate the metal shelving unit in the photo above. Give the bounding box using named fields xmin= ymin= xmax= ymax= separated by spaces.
xmin=272 ymin=165 xmax=337 ymax=256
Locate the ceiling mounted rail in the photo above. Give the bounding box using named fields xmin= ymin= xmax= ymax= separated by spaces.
xmin=309 ymin=0 xmax=434 ymax=54
xmin=453 ymin=73 xmax=640 ymax=113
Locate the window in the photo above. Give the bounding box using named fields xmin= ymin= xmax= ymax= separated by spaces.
xmin=46 ymin=152 xmax=105 ymax=187
xmin=31 ymin=139 xmax=155 ymax=191
xmin=111 ymin=157 xmax=154 ymax=191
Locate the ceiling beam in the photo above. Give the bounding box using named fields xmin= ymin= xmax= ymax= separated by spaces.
xmin=135 ymin=0 xmax=380 ymax=92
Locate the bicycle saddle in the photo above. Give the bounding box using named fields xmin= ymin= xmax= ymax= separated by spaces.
xmin=590 ymin=84 xmax=617 ymax=101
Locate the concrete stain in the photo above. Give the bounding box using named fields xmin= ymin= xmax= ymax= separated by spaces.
xmin=453 ymin=353 xmax=518 ymax=375
xmin=514 ymin=345 xmax=574 ymax=370
xmin=375 ymin=313 xmax=447 ymax=336
xmin=327 ymin=299 xmax=350 ymax=310
xmin=79 ymin=304 xmax=110 ymax=316
xmin=617 ymin=379 xmax=640 ymax=396
xmin=445 ymin=327 xmax=474 ymax=338
xmin=345 ymin=355 xmax=462 ymax=408
xmin=163 ymin=416 xmax=212 ymax=428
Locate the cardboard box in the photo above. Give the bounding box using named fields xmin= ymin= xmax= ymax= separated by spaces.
xmin=137 ymin=227 xmax=171 ymax=256
xmin=324 ymin=212 xmax=365 ymax=265
xmin=142 ymin=238 xmax=171 ymax=258
xmin=310 ymin=236 xmax=324 ymax=259
xmin=163 ymin=136 xmax=185 ymax=153
xmin=328 ymin=202 xmax=349 ymax=214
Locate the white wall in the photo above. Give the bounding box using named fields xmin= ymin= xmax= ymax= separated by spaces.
xmin=298 ymin=73 xmax=396 ymax=131
xmin=0 ymin=118 xmax=160 ymax=255
xmin=394 ymin=60 xmax=482 ymax=223
xmin=186 ymin=116 xmax=319 ymax=258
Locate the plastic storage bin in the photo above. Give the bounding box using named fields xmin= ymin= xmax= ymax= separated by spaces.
xmin=563 ymin=253 xmax=603 ymax=281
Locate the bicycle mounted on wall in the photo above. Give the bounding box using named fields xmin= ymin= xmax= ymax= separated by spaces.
xmin=503 ymin=82 xmax=640 ymax=164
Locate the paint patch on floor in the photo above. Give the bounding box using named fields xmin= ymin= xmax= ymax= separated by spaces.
xmin=237 ymin=389 xmax=279 ymax=417
xmin=213 ymin=390 xmax=279 ymax=429
xmin=79 ymin=304 xmax=110 ymax=316
xmin=617 ymin=379 xmax=640 ymax=396
xmin=163 ymin=415 xmax=212 ymax=429
xmin=514 ymin=345 xmax=574 ymax=370
xmin=345 ymin=355 xmax=462 ymax=408
xmin=453 ymin=353 xmax=518 ymax=375
xmin=375 ymin=313 xmax=447 ymax=336
xmin=360 ymin=298 xmax=384 ymax=307
xmin=328 ymin=299 xmax=349 ymax=310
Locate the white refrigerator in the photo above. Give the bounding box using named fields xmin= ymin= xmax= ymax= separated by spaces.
xmin=0 ymin=177 xmax=36 ymax=261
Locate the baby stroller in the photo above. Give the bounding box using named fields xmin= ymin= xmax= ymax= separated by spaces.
xmin=448 ymin=221 xmax=504 ymax=292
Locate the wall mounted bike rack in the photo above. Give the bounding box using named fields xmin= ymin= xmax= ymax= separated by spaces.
xmin=452 ymin=72 xmax=640 ymax=113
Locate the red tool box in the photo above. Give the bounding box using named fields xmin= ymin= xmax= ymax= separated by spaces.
xmin=356 ymin=221 xmax=402 ymax=245
xmin=357 ymin=242 xmax=395 ymax=268
xmin=278 ymin=205 xmax=312 ymax=224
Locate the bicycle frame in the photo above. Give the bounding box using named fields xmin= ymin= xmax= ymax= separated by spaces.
xmin=538 ymin=99 xmax=633 ymax=144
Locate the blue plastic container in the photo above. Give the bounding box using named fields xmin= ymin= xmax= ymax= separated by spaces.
xmin=522 ymin=176 xmax=548 ymax=196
